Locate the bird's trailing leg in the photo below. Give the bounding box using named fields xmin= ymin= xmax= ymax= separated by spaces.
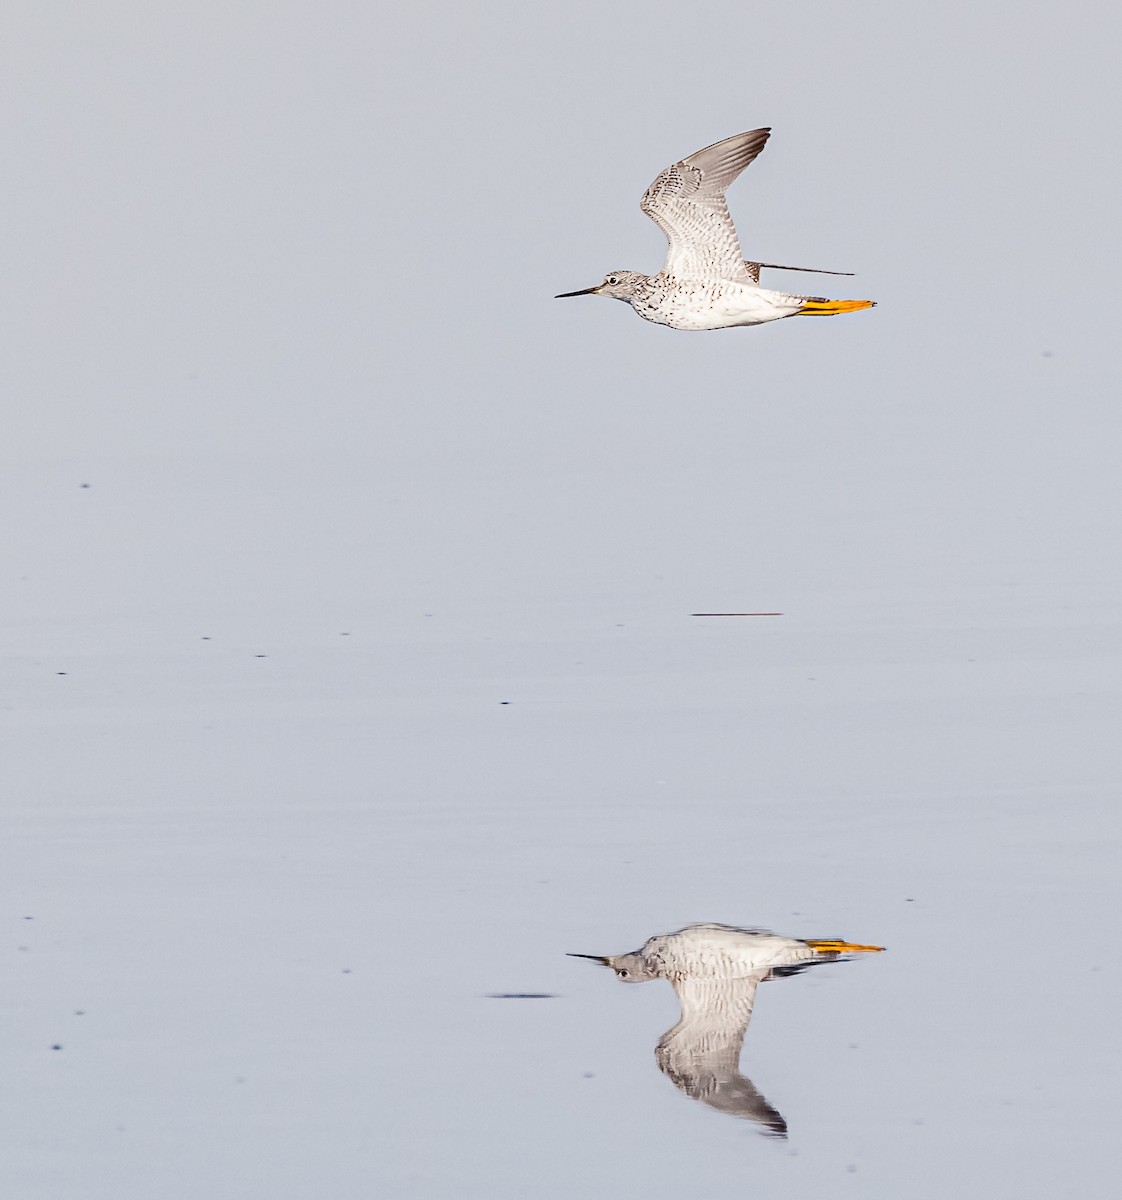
xmin=795 ymin=298 xmax=876 ymax=317
xmin=804 ymin=938 xmax=886 ymax=954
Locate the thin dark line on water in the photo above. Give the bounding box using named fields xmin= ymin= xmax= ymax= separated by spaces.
xmin=485 ymin=993 xmax=558 ymax=1000
xmin=690 ymin=612 xmax=783 ymax=617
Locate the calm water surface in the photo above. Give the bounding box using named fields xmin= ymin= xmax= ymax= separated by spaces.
xmin=9 ymin=589 xmax=1118 ymax=1198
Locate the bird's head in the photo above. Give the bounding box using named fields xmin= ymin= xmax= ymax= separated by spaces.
xmin=567 ymin=950 xmax=656 ymax=983
xmin=555 ymin=271 xmax=644 ymax=303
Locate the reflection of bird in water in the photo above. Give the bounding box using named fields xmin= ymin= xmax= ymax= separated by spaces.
xmin=570 ymin=923 xmax=884 ymax=1137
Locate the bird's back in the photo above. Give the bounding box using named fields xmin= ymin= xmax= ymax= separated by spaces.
xmin=642 ymin=924 xmax=817 ymax=980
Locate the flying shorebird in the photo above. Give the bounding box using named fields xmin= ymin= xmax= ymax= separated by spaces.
xmin=556 ymin=128 xmax=875 ymax=329
xmin=570 ymin=923 xmax=885 ymax=1135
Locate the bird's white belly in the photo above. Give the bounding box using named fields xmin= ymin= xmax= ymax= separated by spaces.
xmin=637 ymin=280 xmax=803 ymax=330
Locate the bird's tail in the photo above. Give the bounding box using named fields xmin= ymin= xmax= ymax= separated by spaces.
xmin=795 ymin=298 xmax=876 ymax=317
xmin=804 ymin=938 xmax=885 ymax=954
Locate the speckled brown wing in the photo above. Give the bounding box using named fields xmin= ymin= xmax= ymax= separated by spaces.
xmin=640 ymin=128 xmax=770 ymax=284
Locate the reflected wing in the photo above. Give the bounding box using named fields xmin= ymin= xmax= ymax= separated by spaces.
xmin=655 ymin=974 xmax=786 ymax=1136
xmin=641 ymin=128 xmax=770 ymax=283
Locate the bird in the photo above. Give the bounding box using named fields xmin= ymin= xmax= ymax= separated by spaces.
xmin=555 ymin=128 xmax=876 ymax=330
xmin=570 ymin=923 xmax=884 ymax=1135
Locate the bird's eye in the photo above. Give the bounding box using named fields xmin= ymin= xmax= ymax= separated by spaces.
xmin=606 ymin=274 xmax=620 ymax=286
xmin=617 ymin=968 xmax=629 ymax=979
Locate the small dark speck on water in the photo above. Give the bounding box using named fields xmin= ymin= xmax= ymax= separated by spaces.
xmin=905 ymin=897 xmax=915 ymax=902
xmin=255 ymin=654 xmax=267 ymax=658
xmin=341 ymin=969 xmax=352 ymax=974
xmin=500 ymin=701 xmax=510 ymax=705
xmin=485 ymin=993 xmax=557 ymax=1000
xmin=80 ymin=482 xmax=91 ymax=489
xmin=201 ymin=636 xmax=211 ymax=640
xmin=74 ymin=1010 xmax=85 ymax=1016
xmin=340 ymin=632 xmax=350 ymax=636
xmin=57 ymin=672 xmax=67 ymax=676
xmin=23 ymin=916 xmax=33 ymax=920
xmin=846 ymin=1165 xmax=858 ymax=1174
xmin=51 ymin=1044 xmax=62 ymax=1051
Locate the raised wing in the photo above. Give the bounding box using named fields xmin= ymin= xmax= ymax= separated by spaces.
xmin=641 ymin=128 xmax=770 ymax=283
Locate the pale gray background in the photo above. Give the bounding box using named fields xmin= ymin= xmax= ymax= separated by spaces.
xmin=3 ymin=3 xmax=1120 ymax=1198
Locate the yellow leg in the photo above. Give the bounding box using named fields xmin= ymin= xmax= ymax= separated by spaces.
xmin=796 ymin=298 xmax=876 ymax=316
xmin=804 ymin=938 xmax=886 ymax=953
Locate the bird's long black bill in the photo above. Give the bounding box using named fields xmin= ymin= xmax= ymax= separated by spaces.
xmin=567 ymin=953 xmax=610 ymax=964
xmin=554 ymin=286 xmax=599 ymax=298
